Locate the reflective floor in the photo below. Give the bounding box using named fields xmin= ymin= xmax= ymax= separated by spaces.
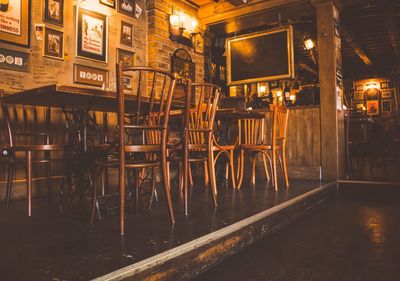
xmin=0 ymin=178 xmax=324 ymax=280
xmin=193 ymin=185 xmax=400 ymax=281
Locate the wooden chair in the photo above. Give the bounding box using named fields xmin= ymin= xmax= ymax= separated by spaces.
xmin=0 ymin=89 xmax=64 ymax=215
xmin=169 ymin=82 xmax=221 ymax=207
xmin=90 ymin=65 xmax=177 ymax=236
xmin=237 ymin=106 xmax=290 ymax=190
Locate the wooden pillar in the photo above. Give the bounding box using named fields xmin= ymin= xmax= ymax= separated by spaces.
xmin=315 ymin=1 xmax=345 ymax=180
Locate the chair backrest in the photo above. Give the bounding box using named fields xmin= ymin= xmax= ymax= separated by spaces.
xmin=116 ymin=64 xmax=177 ymax=148
xmin=0 ymin=89 xmax=52 ymax=148
xmin=188 ymin=83 xmax=221 ymax=145
xmin=238 ymin=106 xmax=289 ymax=146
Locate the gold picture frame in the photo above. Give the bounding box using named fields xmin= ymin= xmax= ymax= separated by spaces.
xmin=0 ymin=0 xmax=30 ymax=47
xmin=226 ymin=25 xmax=294 ymax=86
xmin=43 ymin=27 xmax=64 ymax=60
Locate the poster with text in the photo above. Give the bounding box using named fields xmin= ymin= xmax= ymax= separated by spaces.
xmin=0 ymin=0 xmax=30 ymax=47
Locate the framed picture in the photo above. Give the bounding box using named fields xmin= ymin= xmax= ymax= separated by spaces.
xmin=219 ymin=65 xmax=226 ymax=81
xmin=193 ymin=33 xmax=204 ymax=54
xmin=123 ymin=75 xmax=133 ymax=90
xmin=0 ymin=0 xmax=30 ymax=47
xmin=73 ymin=64 xmax=108 ymax=87
xmin=134 ymin=3 xmax=142 ymax=18
xmin=76 ymin=7 xmax=108 ymax=62
xmin=118 ymin=0 xmax=135 ymax=17
xmin=380 ymin=81 xmax=391 ymax=89
xmin=382 ymin=99 xmax=392 ymax=113
xmin=43 ymin=27 xmax=64 ymax=60
xmin=117 ymin=48 xmax=135 ymax=66
xmin=353 ymin=91 xmax=364 ymax=101
xmin=354 ymin=85 xmax=363 ymax=91
xmin=120 ymin=21 xmax=133 ymax=46
xmin=381 ymin=89 xmax=392 ymax=99
xmin=100 ymin=0 xmax=115 ymax=8
xmin=269 ymin=81 xmax=279 ymax=89
xmin=43 ymin=0 xmax=64 ymax=26
xmin=0 ymin=48 xmax=29 ymax=72
xmin=366 ymin=100 xmax=379 ymax=116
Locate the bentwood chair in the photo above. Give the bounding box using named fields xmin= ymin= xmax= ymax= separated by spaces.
xmin=237 ymin=106 xmax=290 ymax=190
xmin=169 ymin=82 xmax=221 ymax=207
xmin=0 ymin=90 xmax=64 ymax=215
xmin=90 ymin=65 xmax=177 ymax=235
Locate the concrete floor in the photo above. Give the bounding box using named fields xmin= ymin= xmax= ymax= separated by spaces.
xmin=193 ymin=186 xmax=400 ymax=281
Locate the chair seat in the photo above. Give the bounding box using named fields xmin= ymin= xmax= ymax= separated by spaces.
xmin=96 ymin=157 xmax=161 ymax=168
xmin=7 ymin=144 xmax=64 ymax=151
xmin=125 ymin=144 xmax=161 ymax=153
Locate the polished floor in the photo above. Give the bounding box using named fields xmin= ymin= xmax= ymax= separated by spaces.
xmin=193 ymin=185 xmax=400 ymax=281
xmin=0 ymin=177 xmax=323 ymax=281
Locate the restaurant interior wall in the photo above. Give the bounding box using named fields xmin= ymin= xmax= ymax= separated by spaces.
xmin=0 ymin=0 xmax=147 ymax=200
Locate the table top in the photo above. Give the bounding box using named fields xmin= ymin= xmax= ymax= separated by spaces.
xmin=1 ymin=84 xmax=267 ymax=118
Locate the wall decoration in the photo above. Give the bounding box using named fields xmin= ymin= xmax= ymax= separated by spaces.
xmin=382 ymin=100 xmax=392 ymax=113
xmin=171 ymin=48 xmax=195 ymax=83
xmin=118 ymin=0 xmax=135 ymax=17
xmin=123 ymin=75 xmax=133 ymax=90
xmin=353 ymin=91 xmax=364 ymax=101
xmin=193 ymin=33 xmax=204 ymax=54
xmin=134 ymin=3 xmax=142 ymax=19
xmin=366 ymin=100 xmax=379 ymax=115
xmin=219 ymin=65 xmax=226 ymax=81
xmin=117 ymin=48 xmax=135 ymax=66
xmin=380 ymin=81 xmax=391 ymax=89
xmin=43 ymin=27 xmax=64 ymax=60
xmin=73 ymin=64 xmax=108 ymax=87
xmin=0 ymin=0 xmax=30 ymax=47
xmin=43 ymin=0 xmax=64 ymax=26
xmin=381 ymin=89 xmax=393 ymax=99
xmin=34 ymin=24 xmax=45 ymax=40
xmin=76 ymin=7 xmax=108 ymax=62
xmin=100 ymin=0 xmax=116 ymax=8
xmin=354 ymin=85 xmax=363 ymax=91
xmin=0 ymin=48 xmax=29 ymax=72
xmin=120 ymin=21 xmax=133 ymax=46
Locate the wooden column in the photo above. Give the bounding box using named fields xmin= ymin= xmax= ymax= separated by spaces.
xmin=315 ymin=1 xmax=345 ymax=180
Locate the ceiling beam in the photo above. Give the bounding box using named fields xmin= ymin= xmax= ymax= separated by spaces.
xmin=199 ymin=0 xmax=305 ymax=25
xmin=340 ymin=22 xmax=374 ymax=66
xmin=298 ymin=60 xmax=319 ymax=75
xmin=381 ymin=1 xmax=400 ymax=68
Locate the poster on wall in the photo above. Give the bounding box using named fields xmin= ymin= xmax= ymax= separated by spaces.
xmin=366 ymin=100 xmax=379 ymax=115
xmin=76 ymin=7 xmax=108 ymax=62
xmin=382 ymin=100 xmax=392 ymax=114
xmin=0 ymin=0 xmax=30 ymax=47
xmin=73 ymin=64 xmax=108 ymax=87
xmin=120 ymin=21 xmax=133 ymax=46
xmin=117 ymin=48 xmax=135 ymax=66
xmin=0 ymin=48 xmax=29 ymax=72
xmin=43 ymin=27 xmax=64 ymax=60
xmin=43 ymin=0 xmax=64 ymax=26
xmin=118 ymin=0 xmax=135 ymax=17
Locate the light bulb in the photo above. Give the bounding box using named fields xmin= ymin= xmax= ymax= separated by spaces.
xmin=169 ymin=14 xmax=180 ymax=27
xmin=304 ymin=38 xmax=314 ymax=50
xmin=277 ymin=90 xmax=282 ymax=97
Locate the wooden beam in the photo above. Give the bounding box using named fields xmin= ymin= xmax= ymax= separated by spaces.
xmin=199 ymin=0 xmax=305 ymax=25
xmin=340 ymin=22 xmax=374 ymax=66
xmin=382 ymin=1 xmax=400 ymax=67
xmin=298 ymin=60 xmax=318 ymax=75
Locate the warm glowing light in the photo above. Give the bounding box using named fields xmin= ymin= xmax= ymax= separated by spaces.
xmin=289 ymin=94 xmax=295 ymax=101
xmin=362 ymin=105 xmax=366 ymax=111
xmin=259 ymin=85 xmax=266 ymax=93
xmin=364 ymin=81 xmax=380 ymax=90
xmin=169 ymin=14 xmax=180 ymax=27
xmin=304 ymin=38 xmax=314 ymax=50
xmin=343 ymin=104 xmax=347 ymax=110
xmin=278 ymin=96 xmax=283 ymax=101
xmin=190 ymin=19 xmax=198 ymax=30
xmin=277 ymin=91 xmax=282 ymax=97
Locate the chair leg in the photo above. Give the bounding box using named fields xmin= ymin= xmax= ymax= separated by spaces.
xmin=237 ymin=149 xmax=245 ymax=189
xmin=162 ymin=150 xmax=175 ymax=224
xmin=262 ymin=154 xmax=270 ymax=181
xmin=149 ymin=167 xmax=157 ymax=210
xmin=46 ymin=161 xmax=52 ymax=204
xmin=281 ymin=148 xmax=289 ymax=188
xmin=135 ymin=169 xmax=140 ymax=213
xmin=90 ymin=166 xmax=99 ymax=225
xmin=188 ymin=163 xmax=194 ymax=187
xmin=178 ymin=162 xmax=184 ymax=198
xmin=225 ymin=161 xmax=229 ymax=182
xmin=204 ymin=161 xmax=209 ymax=186
xmin=26 ymin=151 xmax=32 ymax=217
xmin=251 ymin=155 xmax=256 ymax=185
xmin=4 ymin=160 xmax=14 ymax=213
xmin=272 ymin=149 xmax=278 ymax=191
xmin=207 ymin=149 xmax=218 ymax=206
xmin=229 ymin=151 xmax=236 ymax=189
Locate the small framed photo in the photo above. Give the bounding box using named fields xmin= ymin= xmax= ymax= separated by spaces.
xmin=354 ymin=84 xmax=363 ymax=91
xmin=269 ymin=81 xmax=279 ymax=89
xmin=117 ymin=48 xmax=135 ymax=66
xmin=193 ymin=33 xmax=204 ymax=54
xmin=123 ymin=75 xmax=133 ymax=90
xmin=381 ymin=89 xmax=393 ymax=99
xmin=118 ymin=0 xmax=135 ymax=17
xmin=43 ymin=0 xmax=64 ymax=26
xmin=100 ymin=0 xmax=116 ymax=8
xmin=353 ymin=91 xmax=364 ymax=101
xmin=382 ymin=99 xmax=392 ymax=113
xmin=380 ymin=81 xmax=391 ymax=89
xmin=43 ymin=27 xmax=64 ymax=60
xmin=366 ymin=100 xmax=379 ymax=115
xmin=120 ymin=21 xmax=133 ymax=46
xmin=76 ymin=7 xmax=108 ymax=62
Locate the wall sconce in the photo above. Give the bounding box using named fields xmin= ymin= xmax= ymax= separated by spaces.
xmin=304 ymin=37 xmax=315 ymax=50
xmin=169 ymin=9 xmax=199 ymax=47
xmin=364 ymin=81 xmax=380 ymax=90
